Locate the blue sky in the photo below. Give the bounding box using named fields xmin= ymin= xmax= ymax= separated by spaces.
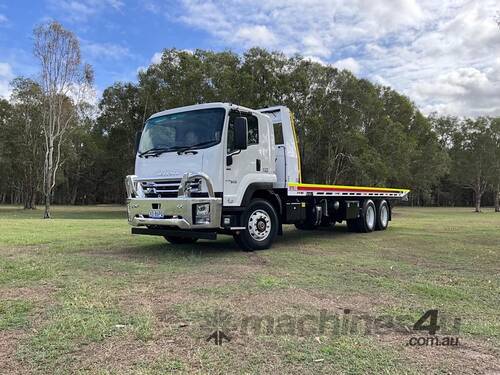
xmin=1 ymin=0 xmax=499 ymax=116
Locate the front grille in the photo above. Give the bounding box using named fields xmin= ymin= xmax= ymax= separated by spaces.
xmin=141 ymin=179 xmax=181 ymax=198
xmin=140 ymin=178 xmax=206 ymax=198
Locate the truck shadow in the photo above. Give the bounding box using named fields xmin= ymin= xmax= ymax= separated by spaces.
xmin=113 ymin=224 xmax=360 ymax=261
xmin=129 ymin=224 xmax=355 ymax=257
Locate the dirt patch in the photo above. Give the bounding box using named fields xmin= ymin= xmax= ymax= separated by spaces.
xmin=115 ymin=264 xmax=259 ymax=318
xmin=59 ymin=329 xmax=296 ymax=374
xmin=379 ymin=332 xmax=500 ymax=374
xmin=0 ymin=330 xmax=29 ymax=375
xmin=0 ymin=245 xmax=50 ymax=257
xmin=216 ymin=288 xmax=397 ymax=317
xmin=245 ymin=252 xmax=270 ymax=266
xmin=0 ymin=284 xmax=57 ymax=303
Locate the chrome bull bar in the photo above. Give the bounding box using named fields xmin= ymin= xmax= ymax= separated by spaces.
xmin=125 ymin=173 xmax=222 ymax=229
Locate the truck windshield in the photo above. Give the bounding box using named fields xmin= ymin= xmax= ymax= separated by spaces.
xmin=138 ymin=108 xmax=226 ymax=154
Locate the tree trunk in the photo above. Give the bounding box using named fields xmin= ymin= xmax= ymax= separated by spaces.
xmin=43 ymin=141 xmax=53 ymax=219
xmin=70 ymin=184 xmax=78 ymax=205
xmin=474 ymin=191 xmax=482 ymax=213
xmin=44 ymin=192 xmax=51 ymax=218
xmin=495 ymin=184 xmax=499 ymax=213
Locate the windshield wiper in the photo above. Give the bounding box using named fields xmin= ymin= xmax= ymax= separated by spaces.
xmin=138 ymin=147 xmax=172 ymax=158
xmin=172 ymin=140 xmax=217 ymax=154
xmin=139 ymin=141 xmax=217 ymax=157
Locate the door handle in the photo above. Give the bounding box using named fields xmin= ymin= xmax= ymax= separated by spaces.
xmin=256 ymin=159 xmax=261 ymax=171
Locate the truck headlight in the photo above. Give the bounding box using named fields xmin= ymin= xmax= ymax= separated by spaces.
xmin=194 ymin=203 xmax=210 ymax=224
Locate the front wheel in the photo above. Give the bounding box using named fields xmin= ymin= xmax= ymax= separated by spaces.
xmin=233 ymin=199 xmax=279 ymax=251
xmin=164 ymin=236 xmax=198 ymax=244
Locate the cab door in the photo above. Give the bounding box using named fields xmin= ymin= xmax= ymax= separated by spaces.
xmin=223 ymin=111 xmax=265 ymax=206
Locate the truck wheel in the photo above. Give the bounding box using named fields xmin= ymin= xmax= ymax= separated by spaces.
xmin=356 ymin=199 xmax=376 ymax=233
xmin=164 ymin=236 xmax=198 ymax=244
xmin=375 ymin=200 xmax=389 ymax=230
xmin=233 ymin=199 xmax=278 ymax=251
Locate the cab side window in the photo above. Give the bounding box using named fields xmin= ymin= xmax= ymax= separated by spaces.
xmin=273 ymin=122 xmax=284 ymax=144
xmin=247 ymin=115 xmax=259 ymax=145
xmin=227 ymin=112 xmax=259 ymax=153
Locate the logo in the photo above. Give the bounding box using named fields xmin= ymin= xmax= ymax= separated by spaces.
xmin=156 ymin=170 xmax=182 ymax=177
xmin=206 ymin=330 xmax=231 ymax=346
xmin=204 ymin=309 xmax=232 ymax=346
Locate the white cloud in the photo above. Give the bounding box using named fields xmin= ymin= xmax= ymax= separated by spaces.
xmin=151 ymin=52 xmax=163 ymax=65
xmin=0 ymin=14 xmax=8 ymax=25
xmin=173 ymin=0 xmax=500 ymax=116
xmin=48 ymin=0 xmax=124 ymax=22
xmin=333 ymin=57 xmax=360 ymax=74
xmin=303 ymin=55 xmax=327 ymax=65
xmin=82 ymin=41 xmax=131 ymax=60
xmin=414 ymin=65 xmax=500 ymax=117
xmin=149 ymin=49 xmax=194 ymax=66
xmin=235 ymin=25 xmax=277 ymax=48
xmin=0 ymin=62 xmax=14 ymax=99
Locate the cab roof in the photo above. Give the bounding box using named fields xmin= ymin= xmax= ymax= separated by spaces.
xmin=148 ymin=102 xmax=263 ymax=120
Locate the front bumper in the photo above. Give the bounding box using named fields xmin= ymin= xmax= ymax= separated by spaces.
xmin=125 ymin=173 xmax=222 ymax=230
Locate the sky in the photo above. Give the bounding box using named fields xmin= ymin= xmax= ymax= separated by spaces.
xmin=0 ymin=0 xmax=499 ymax=117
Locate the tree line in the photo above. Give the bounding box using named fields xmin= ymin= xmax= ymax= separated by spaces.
xmin=0 ymin=22 xmax=499 ymax=216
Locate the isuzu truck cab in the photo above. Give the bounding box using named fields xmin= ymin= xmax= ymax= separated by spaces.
xmin=125 ymin=103 xmax=409 ymax=250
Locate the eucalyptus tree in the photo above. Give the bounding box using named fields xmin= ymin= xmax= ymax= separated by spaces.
xmin=489 ymin=118 xmax=500 ymax=212
xmin=0 ymin=99 xmax=13 ymax=203
xmin=9 ymin=78 xmax=45 ymax=208
xmin=33 ymin=21 xmax=93 ymax=218
xmin=450 ymin=118 xmax=494 ymax=212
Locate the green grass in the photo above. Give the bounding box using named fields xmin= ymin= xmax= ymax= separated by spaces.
xmin=0 ymin=205 xmax=499 ymax=374
xmin=0 ymin=299 xmax=33 ymax=330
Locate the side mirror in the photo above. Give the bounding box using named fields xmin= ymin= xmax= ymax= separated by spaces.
xmin=134 ymin=131 xmax=142 ymax=154
xmin=234 ymin=117 xmax=248 ymax=150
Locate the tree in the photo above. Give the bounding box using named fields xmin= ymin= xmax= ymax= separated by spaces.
xmin=489 ymin=118 xmax=500 ymax=212
xmin=450 ymin=118 xmax=494 ymax=212
xmin=9 ymin=78 xmax=45 ymax=208
xmin=33 ymin=21 xmax=93 ymax=218
xmin=0 ymin=99 xmax=13 ymax=203
xmin=96 ymin=83 xmax=144 ymax=202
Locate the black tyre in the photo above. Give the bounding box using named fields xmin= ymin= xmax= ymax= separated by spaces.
xmin=164 ymin=236 xmax=198 ymax=244
xmin=356 ymin=199 xmax=376 ymax=233
xmin=375 ymin=200 xmax=389 ymax=231
xmin=233 ymin=199 xmax=279 ymax=251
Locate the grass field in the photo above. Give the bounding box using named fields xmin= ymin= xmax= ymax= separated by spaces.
xmin=0 ymin=205 xmax=499 ymax=374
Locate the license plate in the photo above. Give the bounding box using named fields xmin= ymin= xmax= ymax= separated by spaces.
xmin=149 ymin=209 xmax=164 ymax=219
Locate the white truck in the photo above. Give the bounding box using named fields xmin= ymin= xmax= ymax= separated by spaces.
xmin=125 ymin=103 xmax=409 ymax=250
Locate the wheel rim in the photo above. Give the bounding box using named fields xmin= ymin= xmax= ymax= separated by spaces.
xmin=248 ymin=209 xmax=272 ymax=241
xmin=366 ymin=205 xmax=375 ymax=229
xmin=380 ymin=205 xmax=388 ymax=227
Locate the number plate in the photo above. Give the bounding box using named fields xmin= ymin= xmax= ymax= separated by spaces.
xmin=149 ymin=209 xmax=164 ymax=219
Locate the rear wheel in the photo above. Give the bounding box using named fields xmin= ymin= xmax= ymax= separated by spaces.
xmin=357 ymin=199 xmax=376 ymax=233
xmin=164 ymin=236 xmax=198 ymax=244
xmin=375 ymin=200 xmax=389 ymax=230
xmin=233 ymin=199 xmax=278 ymax=251
xmin=347 ymin=200 xmax=376 ymax=233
